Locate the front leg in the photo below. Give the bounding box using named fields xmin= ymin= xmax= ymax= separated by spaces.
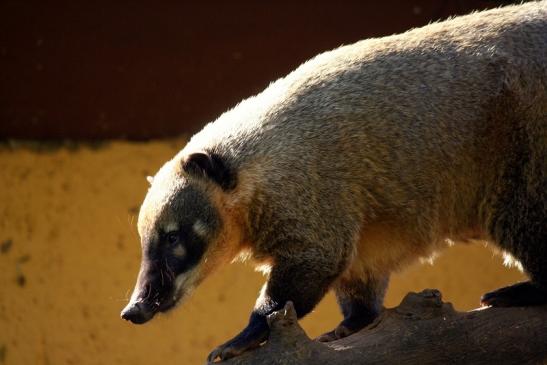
xmin=207 ymin=255 xmax=343 ymax=363
xmin=317 ymin=273 xmax=388 ymax=342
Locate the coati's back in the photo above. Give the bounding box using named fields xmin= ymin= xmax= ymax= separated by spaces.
xmin=182 ymin=1 xmax=546 ymax=255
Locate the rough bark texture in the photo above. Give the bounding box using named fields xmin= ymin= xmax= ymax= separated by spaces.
xmin=222 ymin=289 xmax=547 ymax=365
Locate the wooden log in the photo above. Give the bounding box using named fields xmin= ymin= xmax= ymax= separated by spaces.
xmin=221 ymin=289 xmax=547 ymax=365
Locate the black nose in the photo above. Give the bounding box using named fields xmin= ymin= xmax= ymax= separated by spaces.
xmin=120 ymin=302 xmax=154 ymax=324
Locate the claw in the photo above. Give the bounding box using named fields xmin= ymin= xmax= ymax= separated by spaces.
xmin=206 ymin=347 xmax=222 ymax=364
xmin=206 ymin=337 xmax=262 ymax=363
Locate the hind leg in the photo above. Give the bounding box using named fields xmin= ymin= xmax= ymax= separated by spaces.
xmin=484 ymin=144 xmax=546 ymax=307
xmin=484 ymin=211 xmax=547 ymax=307
xmin=482 ymin=231 xmax=547 ymax=307
xmin=317 ymin=274 xmax=388 ymax=342
xmin=481 ymin=281 xmax=547 ymax=307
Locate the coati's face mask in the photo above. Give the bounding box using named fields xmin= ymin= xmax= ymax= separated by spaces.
xmin=120 ymin=159 xmax=220 ymax=324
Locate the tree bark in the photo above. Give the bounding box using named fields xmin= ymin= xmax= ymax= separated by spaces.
xmin=222 ymin=289 xmax=547 ymax=365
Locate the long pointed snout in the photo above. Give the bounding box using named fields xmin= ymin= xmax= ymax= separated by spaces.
xmin=120 ymin=300 xmax=156 ymax=324
xmin=121 ymin=262 xmax=157 ymax=324
xmin=121 ymin=259 xmax=172 ymax=324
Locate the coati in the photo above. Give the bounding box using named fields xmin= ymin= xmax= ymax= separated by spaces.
xmin=121 ymin=1 xmax=547 ymax=363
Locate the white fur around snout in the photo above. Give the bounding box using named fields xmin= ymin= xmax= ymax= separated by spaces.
xmin=173 ymin=270 xmax=199 ymax=304
xmin=174 ymin=273 xmax=188 ymax=292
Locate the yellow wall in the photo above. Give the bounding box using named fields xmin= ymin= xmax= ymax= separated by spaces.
xmin=0 ymin=141 xmax=525 ymax=365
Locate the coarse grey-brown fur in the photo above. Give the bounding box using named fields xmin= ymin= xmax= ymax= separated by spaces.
xmin=130 ymin=1 xmax=547 ymax=362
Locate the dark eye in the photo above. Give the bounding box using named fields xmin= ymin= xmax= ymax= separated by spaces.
xmin=166 ymin=232 xmax=179 ymax=245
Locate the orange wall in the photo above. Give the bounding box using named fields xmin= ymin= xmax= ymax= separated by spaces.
xmin=0 ymin=141 xmax=525 ymax=365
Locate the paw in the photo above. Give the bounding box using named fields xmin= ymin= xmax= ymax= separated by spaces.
xmin=206 ymin=316 xmax=269 ymax=363
xmin=316 ymin=310 xmax=379 ymax=343
xmin=206 ymin=341 xmax=252 ymax=364
xmin=481 ymin=281 xmax=547 ymax=307
xmin=316 ymin=324 xmax=354 ymax=342
xmin=316 ymin=329 xmax=337 ymax=342
xmin=481 ymin=288 xmax=515 ymax=307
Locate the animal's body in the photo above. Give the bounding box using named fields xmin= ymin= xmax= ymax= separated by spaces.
xmin=121 ymin=2 xmax=547 ymax=362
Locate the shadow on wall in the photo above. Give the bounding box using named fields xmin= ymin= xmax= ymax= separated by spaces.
xmin=0 ymin=0 xmax=514 ymax=140
xmin=0 ymin=140 xmax=525 ymax=365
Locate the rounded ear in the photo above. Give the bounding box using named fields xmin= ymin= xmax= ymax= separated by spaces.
xmin=182 ymin=151 xmax=236 ymax=190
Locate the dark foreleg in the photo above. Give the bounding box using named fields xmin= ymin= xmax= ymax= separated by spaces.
xmin=206 ymin=253 xmax=344 ymax=363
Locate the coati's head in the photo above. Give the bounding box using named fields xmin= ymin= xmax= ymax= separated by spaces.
xmin=120 ymin=150 xmax=237 ymax=324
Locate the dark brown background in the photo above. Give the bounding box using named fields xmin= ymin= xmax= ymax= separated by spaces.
xmin=0 ymin=1 xmax=515 ymax=140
